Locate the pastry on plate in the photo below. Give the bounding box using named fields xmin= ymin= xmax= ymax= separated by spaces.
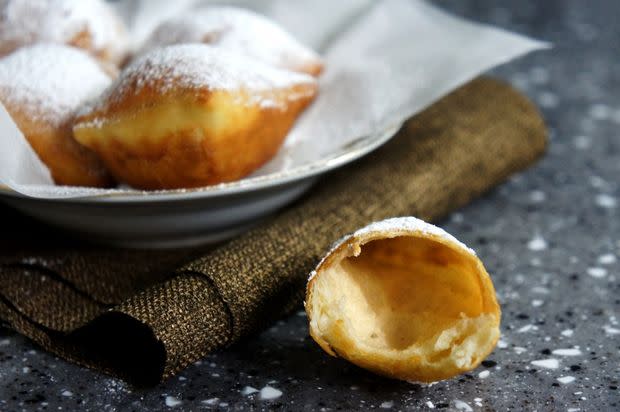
xmin=73 ymin=44 xmax=318 ymax=190
xmin=0 ymin=0 xmax=129 ymax=65
xmin=141 ymin=6 xmax=323 ymax=76
xmin=0 ymin=44 xmax=114 ymax=187
xmin=306 ymin=217 xmax=501 ymax=383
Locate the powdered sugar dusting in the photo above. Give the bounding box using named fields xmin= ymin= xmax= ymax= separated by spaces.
xmin=0 ymin=44 xmax=112 ymax=125
xmin=353 ymin=217 xmax=476 ymax=256
xmin=141 ymin=6 xmax=321 ymax=73
xmin=309 ymin=217 xmax=476 ymax=282
xmin=0 ymin=0 xmax=127 ymax=62
xmin=78 ymin=44 xmax=316 ymax=129
xmin=127 ymin=44 xmax=315 ymax=92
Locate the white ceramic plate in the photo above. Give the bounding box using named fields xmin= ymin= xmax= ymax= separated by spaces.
xmin=0 ymin=124 xmax=401 ymax=248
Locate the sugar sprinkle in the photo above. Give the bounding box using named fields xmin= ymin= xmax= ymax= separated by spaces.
xmin=241 ymin=386 xmax=259 ymax=396
xmin=165 ymin=396 xmax=182 ymax=407
xmin=598 ymin=254 xmax=617 ymax=265
xmin=595 ymin=194 xmax=617 ymax=209
xmin=552 ymin=348 xmax=582 ymax=356
xmin=453 ymin=400 xmax=473 ymax=412
xmin=528 ymin=235 xmax=548 ymax=251
xmin=259 ymin=386 xmax=283 ymax=400
xmin=587 ymin=267 xmax=607 ymax=278
xmin=531 ymin=358 xmax=559 ymax=369
xmin=557 ymin=376 xmax=576 ymax=384
xmin=603 ymin=325 xmax=620 ymax=335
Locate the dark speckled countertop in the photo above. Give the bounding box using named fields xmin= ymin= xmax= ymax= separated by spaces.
xmin=1 ymin=1 xmax=619 ymax=411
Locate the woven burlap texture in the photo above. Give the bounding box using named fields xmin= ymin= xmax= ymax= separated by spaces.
xmin=0 ymin=78 xmax=547 ymax=385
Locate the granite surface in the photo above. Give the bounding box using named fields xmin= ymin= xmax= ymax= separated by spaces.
xmin=1 ymin=0 xmax=619 ymax=411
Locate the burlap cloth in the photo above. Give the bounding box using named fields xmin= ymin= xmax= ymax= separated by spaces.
xmin=0 ymin=78 xmax=546 ymax=386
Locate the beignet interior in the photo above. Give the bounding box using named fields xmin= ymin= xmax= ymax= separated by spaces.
xmin=308 ymin=236 xmax=500 ymax=382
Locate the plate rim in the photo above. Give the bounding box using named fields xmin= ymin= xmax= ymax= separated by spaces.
xmin=0 ymin=123 xmax=402 ymax=204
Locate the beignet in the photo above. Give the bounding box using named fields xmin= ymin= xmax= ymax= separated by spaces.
xmin=73 ymin=44 xmax=318 ymax=190
xmin=0 ymin=0 xmax=129 ymax=65
xmin=306 ymin=218 xmax=501 ymax=383
xmin=141 ymin=6 xmax=323 ymax=76
xmin=0 ymin=44 xmax=114 ymax=187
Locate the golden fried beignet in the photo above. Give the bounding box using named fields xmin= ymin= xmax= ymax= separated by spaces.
xmin=0 ymin=44 xmax=114 ymax=187
xmin=141 ymin=6 xmax=323 ymax=76
xmin=306 ymin=218 xmax=501 ymax=383
xmin=0 ymin=0 xmax=129 ymax=65
xmin=73 ymin=44 xmax=318 ymax=190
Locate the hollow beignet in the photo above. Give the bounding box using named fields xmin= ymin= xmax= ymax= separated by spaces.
xmin=306 ymin=218 xmax=501 ymax=383
xmin=73 ymin=44 xmax=318 ymax=190
xmin=0 ymin=0 xmax=129 ymax=65
xmin=0 ymin=44 xmax=114 ymax=187
xmin=141 ymin=6 xmax=323 ymax=76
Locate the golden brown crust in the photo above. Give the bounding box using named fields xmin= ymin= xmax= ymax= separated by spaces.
xmin=68 ymin=29 xmax=126 ymax=69
xmin=0 ymin=30 xmax=127 ymax=68
xmin=305 ymin=219 xmax=501 ymax=383
xmin=2 ymin=101 xmax=114 ymax=187
xmin=0 ymin=40 xmax=21 ymax=59
xmin=73 ymin=78 xmax=318 ymax=190
xmin=297 ymin=61 xmax=324 ymax=77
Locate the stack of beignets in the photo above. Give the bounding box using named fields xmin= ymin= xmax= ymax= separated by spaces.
xmin=0 ymin=1 xmax=322 ymax=189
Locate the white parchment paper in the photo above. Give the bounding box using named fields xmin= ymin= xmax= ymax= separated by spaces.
xmin=0 ymin=0 xmax=548 ymax=198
